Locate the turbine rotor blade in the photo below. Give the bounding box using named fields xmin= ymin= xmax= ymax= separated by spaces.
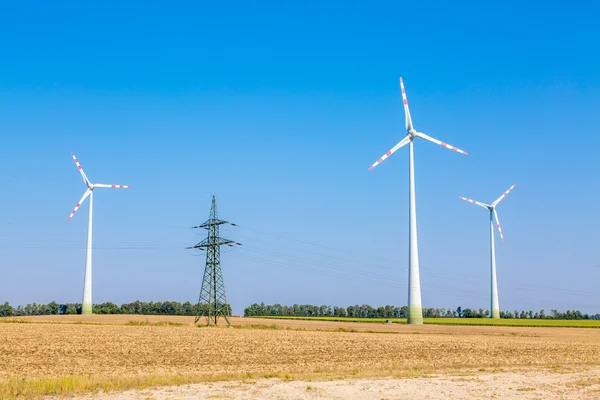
xmin=368 ymin=135 xmax=411 ymax=170
xmin=68 ymin=188 xmax=92 ymax=220
xmin=493 ymin=209 xmax=504 ymax=242
xmin=492 ymin=184 xmax=516 ymax=207
xmin=415 ymin=132 xmax=468 ymax=155
xmin=93 ymin=184 xmax=132 ymax=189
xmin=399 ymin=77 xmax=414 ymax=132
xmin=71 ymin=153 xmax=91 ymax=186
xmin=459 ymin=196 xmax=490 ymax=209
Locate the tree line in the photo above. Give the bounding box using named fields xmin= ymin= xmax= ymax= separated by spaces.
xmin=1 ymin=301 xmax=598 ymax=320
xmin=243 ymin=303 xmax=600 ymax=320
xmin=0 ymin=301 xmax=231 ymax=317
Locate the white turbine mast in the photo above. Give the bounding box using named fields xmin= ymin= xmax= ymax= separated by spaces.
xmin=368 ymin=78 xmax=468 ymax=324
xmin=459 ymin=184 xmax=516 ymax=319
xmin=68 ymin=153 xmax=131 ymax=315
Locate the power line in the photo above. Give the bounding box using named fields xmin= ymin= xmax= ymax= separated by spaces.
xmin=1 ymin=222 xmax=598 ymax=303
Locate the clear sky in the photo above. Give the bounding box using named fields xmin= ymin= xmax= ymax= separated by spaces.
xmin=1 ymin=1 xmax=599 ymax=315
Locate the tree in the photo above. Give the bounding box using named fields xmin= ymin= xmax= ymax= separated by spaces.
xmin=182 ymin=301 xmax=194 ymax=315
xmin=46 ymin=301 xmax=60 ymax=315
xmin=0 ymin=302 xmax=14 ymax=317
xmin=519 ymin=311 xmax=526 ymax=319
xmin=66 ymin=304 xmax=78 ymax=314
xmin=399 ymin=306 xmax=408 ymax=318
xmin=333 ymin=306 xmax=346 ymax=317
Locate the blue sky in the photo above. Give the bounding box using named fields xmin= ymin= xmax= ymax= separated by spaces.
xmin=1 ymin=1 xmax=599 ymax=315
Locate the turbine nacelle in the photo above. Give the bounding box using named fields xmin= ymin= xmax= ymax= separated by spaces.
xmin=368 ymin=78 xmax=468 ymax=171
xmin=459 ymin=184 xmax=516 ymax=242
xmin=68 ymin=153 xmax=131 ymax=221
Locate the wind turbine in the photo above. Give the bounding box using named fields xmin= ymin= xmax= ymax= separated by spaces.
xmin=459 ymin=184 xmax=516 ymax=319
xmin=68 ymin=153 xmax=131 ymax=315
xmin=368 ymin=78 xmax=468 ymax=324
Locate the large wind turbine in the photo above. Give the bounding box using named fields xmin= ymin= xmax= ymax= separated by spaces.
xmin=368 ymin=78 xmax=468 ymax=324
xmin=68 ymin=153 xmax=131 ymax=315
xmin=459 ymin=184 xmax=516 ymax=319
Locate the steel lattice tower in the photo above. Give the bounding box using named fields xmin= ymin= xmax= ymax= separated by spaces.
xmin=187 ymin=196 xmax=240 ymax=326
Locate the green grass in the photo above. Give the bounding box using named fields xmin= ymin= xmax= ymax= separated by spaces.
xmin=250 ymin=316 xmax=402 ymax=324
xmin=424 ymin=318 xmax=600 ymax=328
xmin=248 ymin=316 xmax=600 ymax=328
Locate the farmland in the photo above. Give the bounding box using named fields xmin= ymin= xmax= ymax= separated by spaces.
xmin=252 ymin=315 xmax=600 ymax=328
xmin=2 ymin=315 xmax=600 ymax=398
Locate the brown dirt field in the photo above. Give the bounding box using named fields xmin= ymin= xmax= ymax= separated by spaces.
xmin=2 ymin=315 xmax=600 ymax=398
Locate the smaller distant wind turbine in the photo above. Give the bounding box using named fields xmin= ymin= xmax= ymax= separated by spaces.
xmin=68 ymin=153 xmax=131 ymax=315
xmin=459 ymin=184 xmax=516 ymax=319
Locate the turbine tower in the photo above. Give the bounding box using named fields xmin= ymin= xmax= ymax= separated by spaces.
xmin=368 ymin=78 xmax=468 ymax=324
xmin=68 ymin=153 xmax=131 ymax=315
xmin=459 ymin=184 xmax=516 ymax=319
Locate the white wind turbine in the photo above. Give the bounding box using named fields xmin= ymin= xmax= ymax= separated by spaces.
xmin=459 ymin=184 xmax=516 ymax=319
xmin=368 ymin=78 xmax=468 ymax=324
xmin=68 ymin=153 xmax=131 ymax=315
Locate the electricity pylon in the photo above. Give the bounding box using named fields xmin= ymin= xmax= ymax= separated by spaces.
xmin=187 ymin=196 xmax=240 ymax=326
